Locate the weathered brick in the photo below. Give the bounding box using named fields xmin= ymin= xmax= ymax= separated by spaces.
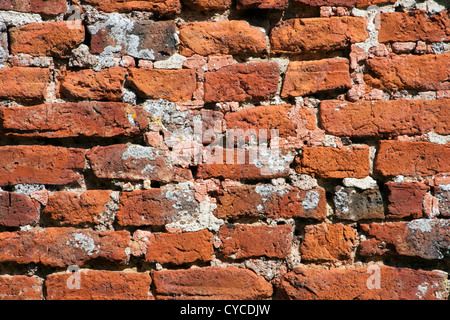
xmin=385 ymin=182 xmax=429 ymax=219
xmin=86 ymin=144 xmax=192 ymax=183
xmin=182 ymin=0 xmax=232 ymax=11
xmin=294 ymin=0 xmax=394 ymax=5
xmin=360 ymin=219 xmax=450 ymax=260
xmin=320 ymin=99 xmax=450 ymax=137
xmin=218 ymin=224 xmax=292 ymax=259
xmin=0 ymin=228 xmax=130 ymax=267
xmin=0 ymin=145 xmax=86 ymax=186
xmin=0 ymin=275 xmax=43 ymax=300
xmin=281 ymin=58 xmax=351 ymax=97
xmin=0 ymin=0 xmax=66 ymax=15
xmin=145 ymin=229 xmax=214 ymax=265
xmin=276 ymin=266 xmax=448 ymax=300
xmin=195 ymin=147 xmax=294 ymax=181
xmin=378 ymin=10 xmax=450 ymax=43
xmin=42 ymin=190 xmax=112 ymax=226
xmin=270 ymin=17 xmax=368 ymax=54
xmin=224 ymin=104 xmax=303 ymax=139
xmin=435 ymin=184 xmax=450 ymax=216
xmin=374 ymin=141 xmax=450 ymax=177
xmin=9 ymin=21 xmax=84 ymax=58
xmin=116 ymin=188 xmax=197 ymax=226
xmin=237 ymin=0 xmax=287 ymax=9
xmin=153 ymin=267 xmax=273 ymax=299
xmin=0 ymin=67 xmax=50 ymax=103
xmin=365 ymin=54 xmax=450 ymax=91
xmin=89 ymin=20 xmax=177 ymax=61
xmin=214 ymin=185 xmax=327 ymax=220
xmin=204 ymin=62 xmax=279 ymax=102
xmin=334 ymin=186 xmax=385 ymax=221
xmin=1 ymin=102 xmax=149 ymax=138
xmin=178 ymin=20 xmax=268 ymax=57
xmin=46 ymin=270 xmax=152 ymax=300
xmin=60 ymin=67 xmax=127 ymax=101
xmin=127 ymin=68 xmax=197 ymax=102
xmin=0 ymin=191 xmax=40 ymax=227
xmin=300 ymin=223 xmax=357 ymax=261
xmin=81 ymin=0 xmax=182 ymax=16
xmin=295 ymin=146 xmax=370 ymax=179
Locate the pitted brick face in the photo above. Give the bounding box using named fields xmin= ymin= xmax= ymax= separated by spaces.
xmin=0 ymin=0 xmax=448 ymax=301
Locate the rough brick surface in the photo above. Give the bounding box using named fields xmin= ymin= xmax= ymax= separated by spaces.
xmin=374 ymin=141 xmax=450 ymax=177
xmin=1 ymin=102 xmax=148 ymax=138
xmin=81 ymin=0 xmax=182 ymax=16
xmin=378 ymin=10 xmax=450 ymax=43
xmin=276 ymin=266 xmax=448 ymax=300
xmin=282 ymin=58 xmax=351 ymax=97
xmin=204 ymin=62 xmax=279 ymax=102
xmin=293 ymin=0 xmax=395 ymax=6
xmin=385 ymin=183 xmax=429 ymax=219
xmin=0 ymin=67 xmax=50 ymax=103
xmin=179 ymin=21 xmax=268 ymax=56
xmin=10 ymin=21 xmax=85 ymax=58
xmin=0 ymin=228 xmax=130 ymax=267
xmin=0 ymin=191 xmax=40 ymax=227
xmin=295 ymin=146 xmax=370 ymax=178
xmin=0 ymin=275 xmax=43 ymax=300
xmin=0 ymin=145 xmax=86 ymax=186
xmin=237 ymin=0 xmax=287 ymax=9
xmin=153 ymin=267 xmax=273 ymax=299
xmin=270 ymin=17 xmax=368 ymax=54
xmin=365 ymin=54 xmax=450 ymax=91
xmin=320 ymin=99 xmax=450 ymax=137
xmin=218 ymin=224 xmax=292 ymax=259
xmin=183 ymin=0 xmax=232 ymax=11
xmin=334 ymin=186 xmax=385 ymax=221
xmin=0 ymin=0 xmax=66 ymax=15
xmin=46 ymin=270 xmax=152 ymax=300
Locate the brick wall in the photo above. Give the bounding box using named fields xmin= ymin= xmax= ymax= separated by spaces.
xmin=0 ymin=0 xmax=449 ymax=300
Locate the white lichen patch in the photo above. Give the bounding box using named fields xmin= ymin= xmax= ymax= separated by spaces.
xmin=13 ymin=184 xmax=45 ymax=196
xmin=407 ymin=219 xmax=434 ymax=233
xmin=343 ymin=176 xmax=378 ymax=190
xmin=121 ymin=145 xmax=157 ymax=161
xmin=66 ymin=233 xmax=100 ymax=256
xmin=302 ymin=190 xmax=320 ymax=210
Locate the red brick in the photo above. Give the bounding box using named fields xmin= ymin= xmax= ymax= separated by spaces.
xmin=89 ymin=20 xmax=177 ymax=61
xmin=300 ymin=223 xmax=357 ymax=262
xmin=178 ymin=20 xmax=268 ymax=57
xmin=86 ymin=144 xmax=193 ymax=183
xmin=360 ymin=219 xmax=450 ymax=260
xmin=60 ymin=67 xmax=127 ymax=101
xmin=295 ymin=146 xmax=370 ymax=178
xmin=81 ymin=0 xmax=181 ymax=16
xmin=153 ymin=267 xmax=273 ymax=299
xmin=365 ymin=53 xmax=450 ymax=91
xmin=294 ymin=0 xmax=395 ymax=6
xmin=224 ymin=104 xmax=301 ymax=139
xmin=0 ymin=145 xmax=86 ymax=186
xmin=9 ymin=21 xmax=84 ymax=58
xmin=237 ymin=0 xmax=288 ymax=10
xmin=218 ymin=224 xmax=292 ymax=259
xmin=204 ymin=62 xmax=279 ymax=102
xmin=378 ymin=10 xmax=450 ymax=43
xmin=214 ymin=185 xmax=327 ymax=220
xmin=145 ymin=229 xmax=214 ymax=265
xmin=0 ymin=228 xmax=130 ymax=267
xmin=334 ymin=186 xmax=385 ymax=221
xmin=270 ymin=17 xmax=368 ymax=54
xmin=276 ymin=266 xmax=448 ymax=300
xmin=46 ymin=270 xmax=152 ymax=300
xmin=195 ymin=148 xmax=293 ymax=181
xmin=127 ymin=68 xmax=196 ymax=102
xmin=0 ymin=0 xmax=66 ymax=15
xmin=0 ymin=275 xmax=43 ymax=300
xmin=385 ymin=183 xmax=429 ymax=219
xmin=0 ymin=67 xmax=50 ymax=103
xmin=374 ymin=141 xmax=450 ymax=177
xmin=1 ymin=102 xmax=149 ymax=138
xmin=42 ymin=190 xmax=112 ymax=226
xmin=116 ymin=189 xmax=197 ymax=227
xmin=320 ymin=99 xmax=450 ymax=137
xmin=0 ymin=192 xmax=40 ymax=227
xmin=182 ymin=0 xmax=232 ymax=11
xmin=281 ymin=58 xmax=351 ymax=97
